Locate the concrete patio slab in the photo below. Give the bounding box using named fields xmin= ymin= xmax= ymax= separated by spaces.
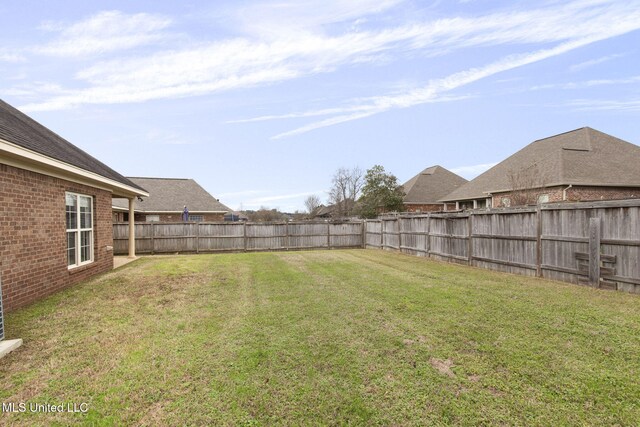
xmin=113 ymin=256 xmax=139 ymax=269
xmin=0 ymin=339 xmax=22 ymax=359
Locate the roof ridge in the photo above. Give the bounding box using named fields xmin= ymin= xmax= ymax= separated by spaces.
xmin=127 ymin=176 xmax=191 ymax=180
xmin=533 ymin=126 xmax=589 ymax=143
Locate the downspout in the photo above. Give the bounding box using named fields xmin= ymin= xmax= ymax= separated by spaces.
xmin=562 ymin=184 xmax=572 ymax=201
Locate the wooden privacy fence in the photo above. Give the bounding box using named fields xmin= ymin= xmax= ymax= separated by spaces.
xmin=113 ymin=200 xmax=640 ymax=294
xmin=113 ymin=221 xmax=363 ymax=255
xmin=365 ymin=199 xmax=640 ymax=294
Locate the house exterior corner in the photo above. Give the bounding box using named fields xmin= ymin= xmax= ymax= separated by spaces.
xmin=0 ymin=164 xmax=114 ymax=311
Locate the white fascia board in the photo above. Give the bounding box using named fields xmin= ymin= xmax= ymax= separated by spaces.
xmin=0 ymin=139 xmax=149 ymax=198
xmin=141 ymin=210 xmax=229 ymax=213
xmin=110 ymin=208 xmax=228 ymax=213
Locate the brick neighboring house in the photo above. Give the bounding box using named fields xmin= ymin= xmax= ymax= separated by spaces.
xmin=112 ymin=177 xmax=230 ymax=222
xmin=441 ymin=127 xmax=640 ymax=209
xmin=402 ymin=165 xmax=467 ymax=212
xmin=0 ymin=99 xmax=147 ymax=312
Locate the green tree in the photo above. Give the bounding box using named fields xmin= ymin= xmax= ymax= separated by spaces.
xmin=358 ymin=165 xmax=405 ymax=218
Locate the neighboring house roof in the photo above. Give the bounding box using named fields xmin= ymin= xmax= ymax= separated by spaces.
xmin=442 ymin=127 xmax=640 ymax=202
xmin=402 ymin=165 xmax=467 ymax=204
xmin=0 ymin=99 xmax=145 ymax=194
xmin=314 ymin=204 xmax=334 ymax=217
xmin=112 ymin=177 xmax=230 ymax=213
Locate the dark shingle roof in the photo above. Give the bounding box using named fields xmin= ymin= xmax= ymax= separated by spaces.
xmin=0 ymin=99 xmax=145 ymax=192
xmin=442 ymin=127 xmax=640 ymax=201
xmin=112 ymin=177 xmax=230 ymax=212
xmin=402 ymin=165 xmax=467 ymax=204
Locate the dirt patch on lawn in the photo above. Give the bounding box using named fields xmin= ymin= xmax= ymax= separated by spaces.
xmin=430 ymin=357 xmax=455 ymax=377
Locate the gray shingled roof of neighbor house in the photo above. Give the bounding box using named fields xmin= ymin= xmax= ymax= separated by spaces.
xmin=402 ymin=165 xmax=468 ymax=204
xmin=441 ymin=127 xmax=640 ymax=202
xmin=0 ymin=99 xmax=146 ymax=192
xmin=112 ymin=177 xmax=231 ymax=212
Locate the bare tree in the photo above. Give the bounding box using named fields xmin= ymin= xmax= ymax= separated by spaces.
xmin=246 ymin=206 xmax=288 ymax=222
xmin=328 ymin=167 xmax=364 ymax=217
xmin=506 ymin=164 xmax=547 ymax=206
xmin=304 ymin=194 xmax=321 ymax=215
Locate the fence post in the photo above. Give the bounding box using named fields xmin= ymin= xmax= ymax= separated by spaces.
xmin=425 ymin=215 xmax=431 ymax=257
xmin=327 ymin=223 xmax=331 ymax=249
xmin=589 ymin=217 xmax=601 ymax=287
xmin=151 ymin=223 xmax=155 ymax=255
xmin=536 ymin=206 xmax=542 ymax=277
xmin=467 ymin=214 xmax=473 ymax=265
xmin=285 ymin=222 xmax=290 ymax=251
xmin=243 ymin=222 xmax=247 ymax=252
xmin=196 ymin=222 xmax=200 ymax=254
xmin=380 ymin=220 xmax=384 ymax=249
xmin=361 ymin=220 xmax=366 ymax=249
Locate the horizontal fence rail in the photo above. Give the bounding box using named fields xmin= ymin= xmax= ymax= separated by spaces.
xmin=114 ymin=199 xmax=640 ymax=294
xmin=113 ymin=221 xmax=364 ymax=255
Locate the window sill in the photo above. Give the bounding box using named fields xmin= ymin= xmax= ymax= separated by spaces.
xmin=67 ymin=261 xmax=95 ymax=274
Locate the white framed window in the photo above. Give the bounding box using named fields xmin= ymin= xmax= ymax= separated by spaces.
xmin=146 ymin=215 xmax=160 ymax=222
xmin=66 ymin=192 xmax=93 ymax=268
xmin=189 ymin=215 xmax=204 ymax=222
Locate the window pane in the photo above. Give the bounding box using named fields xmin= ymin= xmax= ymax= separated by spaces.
xmin=81 ymin=230 xmax=92 ymax=262
xmin=66 ymin=194 xmax=77 ymax=230
xmin=80 ymin=196 xmax=92 ymax=229
xmin=67 ymin=231 xmax=77 ymax=266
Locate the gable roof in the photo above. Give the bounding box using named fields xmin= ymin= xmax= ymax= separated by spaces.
xmin=112 ymin=177 xmax=230 ymax=213
xmin=442 ymin=127 xmax=640 ymax=202
xmin=402 ymin=165 xmax=467 ymax=204
xmin=314 ymin=204 xmax=334 ymax=217
xmin=0 ymin=99 xmax=145 ymax=194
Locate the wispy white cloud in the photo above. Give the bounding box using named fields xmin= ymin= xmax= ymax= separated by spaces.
xmin=251 ymin=191 xmax=322 ymax=204
xmin=451 ymin=162 xmax=497 ymax=179
xmin=34 ymin=10 xmax=172 ymax=57
xmin=566 ymin=98 xmax=640 ymax=112
xmin=217 ymin=190 xmax=267 ymax=198
xmin=0 ymin=51 xmax=26 ymax=63
xmin=531 ymin=75 xmax=640 ymax=90
xmin=145 ymin=129 xmax=192 ymax=145
xmin=270 ymin=34 xmax=632 ymax=139
xmin=4 ymin=82 xmax=72 ymax=98
xmin=230 ymin=190 xmax=326 ymax=210
xmin=228 ymin=94 xmax=469 ymax=124
xmin=569 ymin=52 xmax=627 ymax=71
xmin=233 ymin=0 xmax=405 ymax=37
xmin=18 ymin=0 xmax=640 ymax=114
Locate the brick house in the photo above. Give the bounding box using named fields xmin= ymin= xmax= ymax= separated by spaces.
xmin=112 ymin=177 xmax=230 ymax=222
xmin=441 ymin=127 xmax=640 ymax=209
xmin=401 ymin=165 xmax=467 ymax=212
xmin=0 ymin=99 xmax=147 ymax=311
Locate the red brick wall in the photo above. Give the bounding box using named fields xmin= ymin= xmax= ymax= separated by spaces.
xmin=0 ymin=164 xmax=113 ymax=312
xmin=565 ymin=186 xmax=640 ymax=202
xmin=492 ymin=186 xmax=640 ymax=207
xmin=404 ymin=203 xmax=447 ymax=213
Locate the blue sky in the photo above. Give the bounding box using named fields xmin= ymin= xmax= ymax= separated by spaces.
xmin=1 ymin=0 xmax=639 ymax=212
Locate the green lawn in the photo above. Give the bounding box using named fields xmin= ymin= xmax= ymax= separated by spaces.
xmin=1 ymin=250 xmax=639 ymax=426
